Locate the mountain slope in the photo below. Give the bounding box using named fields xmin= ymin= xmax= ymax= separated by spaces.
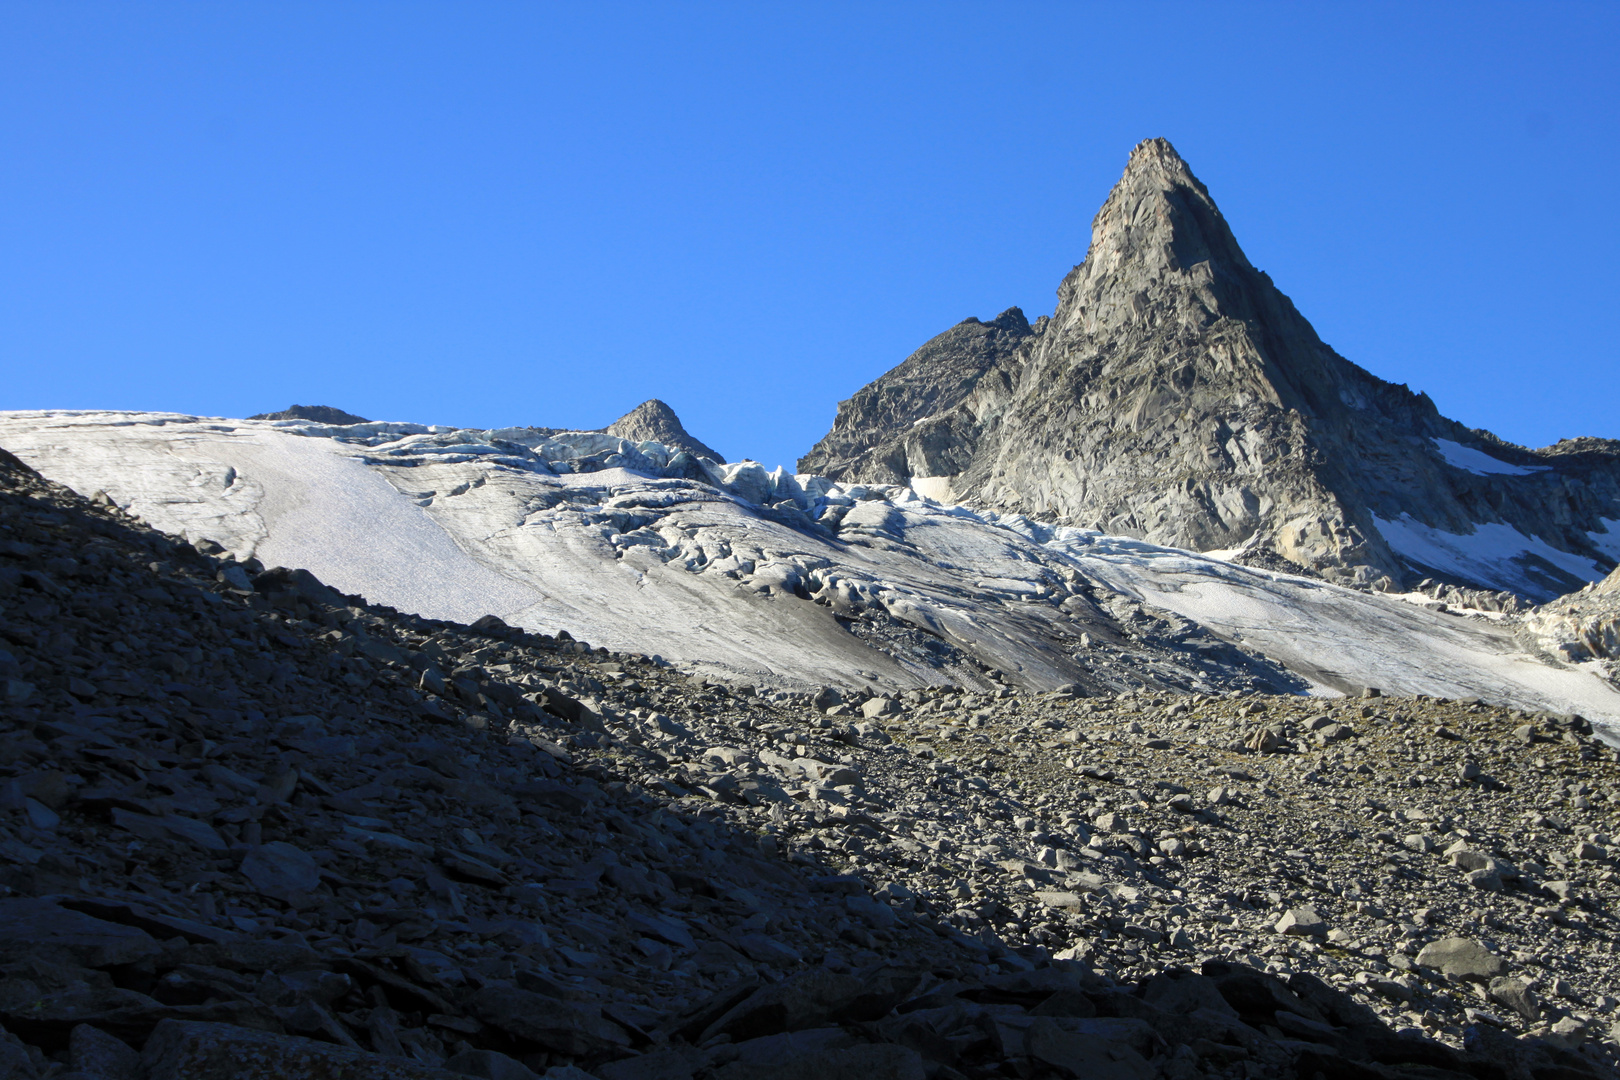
xmin=800 ymin=139 xmax=1620 ymax=602
xmin=3 ymin=439 xmax=1616 ymax=1079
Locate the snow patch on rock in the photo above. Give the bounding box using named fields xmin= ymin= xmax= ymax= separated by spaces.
xmin=1430 ymin=438 xmax=1548 ymax=477
xmin=1588 ymin=518 xmax=1620 ymax=564
xmin=1372 ymin=511 xmax=1603 ymax=597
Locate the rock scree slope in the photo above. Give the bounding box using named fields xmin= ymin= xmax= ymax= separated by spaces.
xmin=1 ymin=444 xmax=1620 ymax=1077
xmin=799 ymin=138 xmax=1620 ymax=603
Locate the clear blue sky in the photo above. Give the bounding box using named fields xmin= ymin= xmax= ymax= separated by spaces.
xmin=3 ymin=4 xmax=1617 ymax=470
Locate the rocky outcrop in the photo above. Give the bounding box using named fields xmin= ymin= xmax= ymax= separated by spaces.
xmin=248 ymin=405 xmax=371 ymax=425
xmin=605 ymin=399 xmax=725 ymax=463
xmin=801 ymin=139 xmax=1620 ymax=601
xmin=1525 ymin=565 xmax=1620 ymax=664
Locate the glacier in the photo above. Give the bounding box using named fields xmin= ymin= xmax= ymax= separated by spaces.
xmin=1371 ymin=511 xmax=1605 ymax=599
xmin=5 ymin=408 xmax=1620 ymax=735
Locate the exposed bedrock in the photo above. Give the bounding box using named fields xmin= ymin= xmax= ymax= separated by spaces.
xmin=800 ymin=138 xmax=1620 ymax=602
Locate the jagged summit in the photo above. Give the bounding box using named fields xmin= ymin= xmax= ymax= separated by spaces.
xmin=802 ymin=140 xmax=1620 ymax=601
xmin=1058 ymin=137 xmax=1252 ymax=334
xmin=604 ymin=398 xmax=725 ymax=463
xmin=249 ymin=404 xmax=370 ymax=425
xmin=1067 ymin=137 xmax=1252 ymax=298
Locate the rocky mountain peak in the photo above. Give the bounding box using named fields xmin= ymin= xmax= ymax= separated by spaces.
xmin=1055 ymin=136 xmax=1253 ymax=337
xmin=248 ymin=404 xmax=370 ymax=425
xmin=972 ymin=306 xmax=1033 ymax=334
xmin=802 ymin=140 xmax=1620 ymax=601
xmin=604 ymin=398 xmax=725 ymax=463
xmin=797 ymin=306 xmax=1035 ymax=485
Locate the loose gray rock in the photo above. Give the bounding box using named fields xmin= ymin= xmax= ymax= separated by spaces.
xmin=1275 ymin=907 xmax=1327 ymax=938
xmin=700 ymin=968 xmax=920 ymax=1044
xmin=0 ymin=1029 xmax=40 ymax=1080
xmin=1488 ymin=977 xmax=1540 ymax=1022
xmin=1416 ymin=937 xmax=1509 ymax=981
xmin=140 ymin=1020 xmax=463 ymax=1080
xmin=443 ymin=1047 xmax=542 ymax=1080
xmin=713 ymin=1043 xmax=924 ymax=1080
xmin=67 ymin=1024 xmax=140 ymax=1080
xmin=1023 ymin=1016 xmax=1155 ymax=1080
xmin=594 ymin=1049 xmax=696 ymax=1080
xmin=0 ymin=900 xmax=161 ymax=969
xmin=469 ymin=987 xmax=630 ymax=1057
xmin=860 ymin=697 xmax=899 ymax=720
xmin=237 ymin=842 xmax=321 ymax=900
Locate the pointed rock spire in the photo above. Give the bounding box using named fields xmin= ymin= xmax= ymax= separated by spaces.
xmin=1054 ymin=137 xmax=1252 ymax=337
xmin=800 ymin=139 xmax=1620 ymax=600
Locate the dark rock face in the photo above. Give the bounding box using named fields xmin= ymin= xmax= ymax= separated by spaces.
xmin=801 ymin=138 xmax=1620 ymax=600
xmin=606 ymin=399 xmax=726 ymax=463
xmin=248 ymin=405 xmax=371 ymax=425
xmin=798 ymin=309 xmax=1035 ymax=486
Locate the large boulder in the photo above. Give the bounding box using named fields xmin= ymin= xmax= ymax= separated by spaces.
xmin=0 ymin=900 xmax=160 ymax=969
xmin=468 ymin=986 xmax=630 ymax=1057
xmin=699 ymin=968 xmax=922 ymax=1044
xmin=1416 ymin=938 xmax=1508 ymax=982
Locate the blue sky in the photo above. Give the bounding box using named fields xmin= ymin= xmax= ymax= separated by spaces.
xmin=2 ymin=4 xmax=1617 ymax=470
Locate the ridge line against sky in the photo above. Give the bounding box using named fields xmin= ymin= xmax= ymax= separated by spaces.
xmin=1 ymin=2 xmax=1617 ymax=470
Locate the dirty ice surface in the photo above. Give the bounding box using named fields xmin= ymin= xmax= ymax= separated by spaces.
xmin=1025 ymin=524 xmax=1620 ymax=731
xmin=4 ymin=410 xmax=1620 ymax=733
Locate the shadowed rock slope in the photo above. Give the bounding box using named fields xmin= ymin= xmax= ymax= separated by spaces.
xmin=800 ymin=139 xmax=1620 ymax=602
xmin=2 ymin=444 xmax=1619 ymax=1077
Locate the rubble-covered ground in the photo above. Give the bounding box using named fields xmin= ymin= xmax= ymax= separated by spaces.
xmin=1 ymin=447 xmax=1617 ymax=1080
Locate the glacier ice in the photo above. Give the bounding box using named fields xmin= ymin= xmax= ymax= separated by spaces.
xmin=5 ymin=408 xmax=1620 ymax=735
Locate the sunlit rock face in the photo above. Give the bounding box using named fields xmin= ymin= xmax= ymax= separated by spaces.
xmin=801 ymin=138 xmax=1620 ymax=602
